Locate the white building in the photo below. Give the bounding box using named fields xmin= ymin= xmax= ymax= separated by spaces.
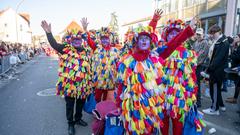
xmin=0 ymin=8 xmax=32 ymax=44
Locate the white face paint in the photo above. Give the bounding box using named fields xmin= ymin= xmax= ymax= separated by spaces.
xmin=137 ymin=35 xmax=151 ymax=50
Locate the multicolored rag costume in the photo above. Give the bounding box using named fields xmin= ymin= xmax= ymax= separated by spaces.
xmin=92 ymin=46 xmax=119 ymax=90
xmin=160 ymin=19 xmax=205 ymax=135
xmin=117 ymin=13 xmax=198 ymax=134
xmin=116 ymin=13 xmax=166 ymax=134
xmin=117 ymin=51 xmax=166 ymax=134
xmin=86 ymin=27 xmax=120 ymax=102
xmin=56 ymin=32 xmax=92 ymax=99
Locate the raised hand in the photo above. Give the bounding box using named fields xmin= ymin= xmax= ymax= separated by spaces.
xmin=80 ymin=17 xmax=89 ymax=32
xmin=153 ymin=9 xmax=163 ymax=20
xmin=41 ymin=20 xmax=51 ymax=33
xmin=189 ymin=16 xmax=199 ymax=30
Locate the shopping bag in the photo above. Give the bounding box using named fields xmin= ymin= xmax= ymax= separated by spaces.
xmin=183 ymin=105 xmax=205 ymax=135
xmin=83 ymin=93 xmax=96 ymax=114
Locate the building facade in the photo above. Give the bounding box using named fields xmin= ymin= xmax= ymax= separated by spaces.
xmin=122 ymin=0 xmax=240 ymax=37
xmin=0 ymin=8 xmax=32 ymax=44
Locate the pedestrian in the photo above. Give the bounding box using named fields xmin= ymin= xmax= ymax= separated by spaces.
xmin=192 ymin=28 xmax=210 ymax=108
xmin=202 ymin=24 xmax=230 ymax=115
xmin=226 ymin=34 xmax=240 ymax=104
xmin=41 ymin=20 xmax=92 ymax=135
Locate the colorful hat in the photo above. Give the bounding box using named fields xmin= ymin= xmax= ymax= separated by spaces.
xmin=98 ymin=27 xmax=112 ymax=38
xmin=126 ymin=25 xmax=158 ymax=47
xmin=62 ymin=29 xmax=83 ymax=44
xmin=161 ymin=19 xmax=185 ymax=42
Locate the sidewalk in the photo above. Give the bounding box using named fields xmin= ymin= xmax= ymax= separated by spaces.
xmin=200 ymin=83 xmax=240 ymax=135
xmin=0 ymin=55 xmax=40 ymax=89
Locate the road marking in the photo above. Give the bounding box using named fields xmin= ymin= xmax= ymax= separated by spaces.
xmin=37 ymin=88 xmax=56 ymax=96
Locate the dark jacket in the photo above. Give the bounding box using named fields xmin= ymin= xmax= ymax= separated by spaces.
xmin=207 ymin=35 xmax=230 ymax=82
xmin=231 ymin=45 xmax=240 ymax=68
xmin=46 ymin=33 xmax=83 ymax=54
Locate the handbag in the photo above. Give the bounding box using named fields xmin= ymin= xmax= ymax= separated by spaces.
xmin=183 ymin=105 xmax=206 ymax=135
xmin=83 ymin=93 xmax=96 ymax=114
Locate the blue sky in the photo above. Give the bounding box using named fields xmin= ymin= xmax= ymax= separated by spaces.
xmin=0 ymin=0 xmax=156 ymax=35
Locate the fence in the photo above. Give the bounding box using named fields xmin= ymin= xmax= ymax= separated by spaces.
xmin=0 ymin=55 xmax=11 ymax=75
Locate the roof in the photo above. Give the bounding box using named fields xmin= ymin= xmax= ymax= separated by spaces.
xmin=0 ymin=8 xmax=30 ymax=25
xmin=0 ymin=7 xmax=10 ymax=16
xmin=61 ymin=21 xmax=83 ymax=33
xmin=19 ymin=13 xmax=30 ymax=25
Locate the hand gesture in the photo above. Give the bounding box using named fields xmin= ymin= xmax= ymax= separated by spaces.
xmin=153 ymin=9 xmax=163 ymax=20
xmin=41 ymin=20 xmax=51 ymax=33
xmin=81 ymin=17 xmax=89 ymax=32
xmin=189 ymin=16 xmax=199 ymax=30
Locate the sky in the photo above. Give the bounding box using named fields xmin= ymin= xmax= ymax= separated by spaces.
xmin=0 ymin=0 xmax=156 ymax=35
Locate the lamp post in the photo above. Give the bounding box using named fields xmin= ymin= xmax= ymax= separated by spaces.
xmin=15 ymin=0 xmax=25 ymax=44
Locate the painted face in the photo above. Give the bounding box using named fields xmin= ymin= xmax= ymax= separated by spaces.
xmin=71 ymin=38 xmax=82 ymax=48
xmin=101 ymin=37 xmax=110 ymax=47
xmin=137 ymin=35 xmax=151 ymax=50
xmin=167 ymin=30 xmax=179 ymax=42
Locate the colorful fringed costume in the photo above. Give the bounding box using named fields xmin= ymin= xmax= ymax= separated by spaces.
xmin=117 ymin=15 xmax=197 ymax=134
xmin=92 ymin=46 xmax=119 ymax=90
xmin=56 ymin=44 xmax=92 ymax=99
xmin=160 ymin=19 xmax=205 ymax=135
xmin=86 ymin=27 xmax=120 ymax=102
xmin=117 ymin=52 xmax=166 ymax=134
xmin=163 ymin=46 xmax=198 ymax=116
xmin=45 ymin=29 xmax=92 ymax=127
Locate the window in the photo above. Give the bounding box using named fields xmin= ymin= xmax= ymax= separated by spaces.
xmin=183 ymin=0 xmax=194 ymax=7
xmin=20 ymin=25 xmax=23 ymax=31
xmin=170 ymin=0 xmax=178 ymax=12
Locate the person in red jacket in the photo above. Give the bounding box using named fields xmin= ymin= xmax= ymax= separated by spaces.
xmin=116 ymin=13 xmax=197 ymax=134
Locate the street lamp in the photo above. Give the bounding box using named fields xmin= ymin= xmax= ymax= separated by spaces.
xmin=15 ymin=0 xmax=25 ymax=43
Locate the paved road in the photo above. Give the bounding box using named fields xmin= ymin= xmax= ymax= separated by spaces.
xmin=0 ymin=54 xmax=239 ymax=135
xmin=0 ymin=55 xmax=93 ymax=135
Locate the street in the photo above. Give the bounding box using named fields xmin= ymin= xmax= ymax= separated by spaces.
xmin=0 ymin=55 xmax=93 ymax=135
xmin=0 ymin=55 xmax=239 ymax=135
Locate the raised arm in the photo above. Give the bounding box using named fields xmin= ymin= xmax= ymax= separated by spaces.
xmin=41 ymin=20 xmax=64 ymax=54
xmin=149 ymin=9 xmax=163 ymax=31
xmin=160 ymin=17 xmax=198 ymax=59
xmin=81 ymin=17 xmax=97 ymax=51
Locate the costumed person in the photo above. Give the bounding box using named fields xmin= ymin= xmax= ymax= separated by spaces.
xmin=116 ymin=10 xmax=198 ymax=135
xmin=121 ymin=9 xmax=161 ymax=57
xmin=81 ymin=18 xmax=120 ymax=103
xmin=41 ymin=20 xmax=92 ymax=135
xmin=160 ymin=19 xmax=205 ymax=135
xmin=120 ymin=27 xmax=135 ymax=56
